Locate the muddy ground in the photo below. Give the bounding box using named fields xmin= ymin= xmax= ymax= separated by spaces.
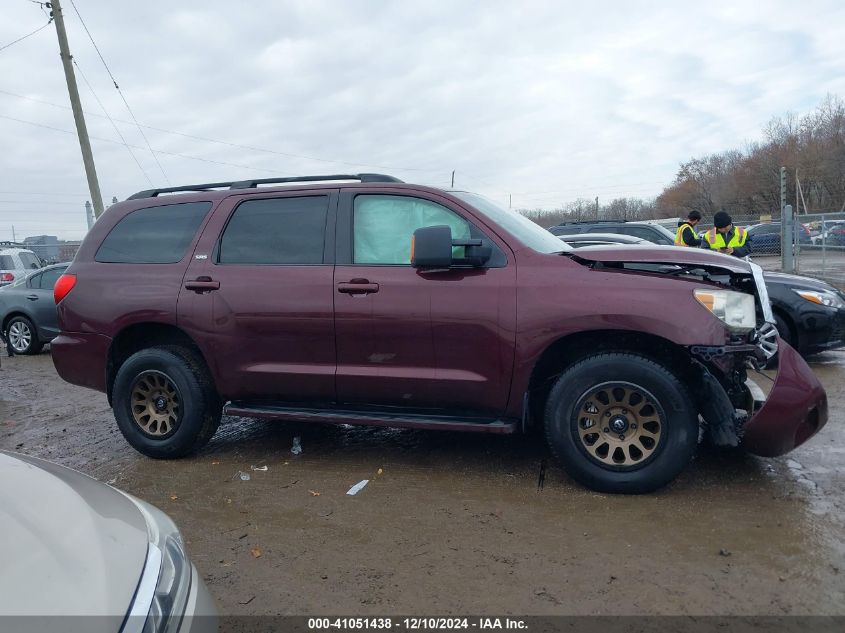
xmin=1 ymin=351 xmax=844 ymax=616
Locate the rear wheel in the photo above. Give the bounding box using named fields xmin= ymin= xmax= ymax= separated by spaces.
xmin=112 ymin=346 xmax=221 ymax=458
xmin=544 ymin=353 xmax=698 ymax=494
xmin=6 ymin=316 xmax=42 ymax=355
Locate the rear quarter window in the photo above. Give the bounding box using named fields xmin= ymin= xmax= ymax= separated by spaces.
xmin=0 ymin=255 xmax=14 ymax=269
xmin=19 ymin=252 xmax=41 ymax=269
xmin=96 ymin=202 xmax=212 ymax=264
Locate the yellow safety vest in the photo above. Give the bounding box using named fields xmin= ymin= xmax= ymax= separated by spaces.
xmin=704 ymin=227 xmax=747 ymax=250
xmin=674 ymin=223 xmax=699 ymax=246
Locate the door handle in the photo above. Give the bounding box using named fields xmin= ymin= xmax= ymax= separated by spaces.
xmin=337 ymin=280 xmax=379 ymax=295
xmin=26 ymin=294 xmax=39 ymax=301
xmin=184 ymin=277 xmax=220 ymax=292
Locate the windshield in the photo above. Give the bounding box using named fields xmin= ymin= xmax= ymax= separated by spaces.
xmin=451 ymin=192 xmax=571 ymax=253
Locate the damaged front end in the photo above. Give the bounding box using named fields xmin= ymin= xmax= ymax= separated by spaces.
xmin=571 ymin=247 xmax=828 ymax=455
xmin=687 ymin=259 xmax=828 ymax=454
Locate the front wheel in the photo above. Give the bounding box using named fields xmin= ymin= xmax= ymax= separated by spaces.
xmin=544 ymin=353 xmax=698 ymax=494
xmin=112 ymin=346 xmax=221 ymax=458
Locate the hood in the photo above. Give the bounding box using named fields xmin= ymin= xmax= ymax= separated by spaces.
xmin=0 ymin=452 xmax=149 ymax=620
xmin=763 ymin=271 xmax=840 ymax=292
xmin=570 ymin=245 xmax=753 ymax=274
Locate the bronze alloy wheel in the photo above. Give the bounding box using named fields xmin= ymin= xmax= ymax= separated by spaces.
xmin=130 ymin=371 xmax=182 ymax=438
xmin=574 ymin=382 xmax=664 ymax=468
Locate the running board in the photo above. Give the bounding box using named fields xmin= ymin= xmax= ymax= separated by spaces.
xmin=224 ymin=402 xmax=517 ymax=434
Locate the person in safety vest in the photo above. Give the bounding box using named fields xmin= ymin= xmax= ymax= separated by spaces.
xmin=703 ymin=211 xmax=752 ymax=257
xmin=675 ymin=211 xmax=703 ymax=247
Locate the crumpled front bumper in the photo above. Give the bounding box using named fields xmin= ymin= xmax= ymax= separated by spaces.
xmin=742 ymin=337 xmax=828 ymax=457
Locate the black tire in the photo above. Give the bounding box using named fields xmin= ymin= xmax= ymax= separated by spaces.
xmin=112 ymin=345 xmax=221 ymax=459
xmin=6 ymin=316 xmax=43 ymax=355
xmin=544 ymin=353 xmax=698 ymax=494
xmin=774 ymin=313 xmax=794 ymax=348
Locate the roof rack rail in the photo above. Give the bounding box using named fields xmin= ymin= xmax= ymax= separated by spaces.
xmin=127 ymin=173 xmax=404 ymax=200
xmin=554 ymin=219 xmax=625 ymax=226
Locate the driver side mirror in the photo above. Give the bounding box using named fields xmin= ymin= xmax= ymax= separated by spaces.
xmin=411 ymin=225 xmax=492 ymax=269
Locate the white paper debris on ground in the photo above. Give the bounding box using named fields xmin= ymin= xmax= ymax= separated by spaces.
xmin=234 ymin=471 xmax=250 ymax=481
xmin=251 ymin=465 xmax=268 ymax=472
xmin=346 ymin=479 xmax=370 ymax=496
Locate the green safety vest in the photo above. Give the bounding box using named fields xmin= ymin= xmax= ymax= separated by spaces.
xmin=674 ymin=223 xmax=699 ymax=246
xmin=704 ymin=227 xmax=747 ymax=250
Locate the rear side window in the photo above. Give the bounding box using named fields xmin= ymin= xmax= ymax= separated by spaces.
xmin=36 ymin=267 xmax=66 ymax=289
xmin=218 ymin=196 xmax=328 ymax=265
xmin=0 ymin=255 xmax=14 ymax=269
xmin=96 ymin=202 xmax=212 ymax=264
xmin=19 ymin=252 xmax=41 ymax=269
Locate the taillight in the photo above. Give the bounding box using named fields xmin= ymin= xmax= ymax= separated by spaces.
xmin=0 ymin=273 xmax=14 ymax=283
xmin=54 ymin=274 xmax=77 ymax=304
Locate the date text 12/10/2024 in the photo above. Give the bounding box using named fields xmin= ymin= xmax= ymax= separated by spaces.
xmin=308 ymin=618 xmax=528 ymax=630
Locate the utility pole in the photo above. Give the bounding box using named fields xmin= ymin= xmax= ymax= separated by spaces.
xmin=11 ymin=225 xmax=16 ymax=243
xmin=85 ymin=201 xmax=93 ymax=230
xmin=51 ymin=0 xmax=105 ymax=219
xmin=451 ymin=170 xmax=455 ymax=188
xmin=509 ymin=194 xmax=512 ymax=209
xmin=595 ymin=196 xmax=599 ymax=218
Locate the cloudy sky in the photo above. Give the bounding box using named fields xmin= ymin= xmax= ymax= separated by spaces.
xmin=1 ymin=0 xmax=844 ymax=241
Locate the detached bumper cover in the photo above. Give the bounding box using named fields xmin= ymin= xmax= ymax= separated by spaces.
xmin=743 ymin=339 xmax=828 ymax=457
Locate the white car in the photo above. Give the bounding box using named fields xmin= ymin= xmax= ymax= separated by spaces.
xmin=0 ymin=451 xmax=218 ymax=632
xmin=0 ymin=246 xmax=43 ymax=287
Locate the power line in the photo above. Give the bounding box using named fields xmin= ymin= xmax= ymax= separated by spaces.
xmin=72 ymin=58 xmax=154 ymax=187
xmin=0 ymin=113 xmax=283 ymax=174
xmin=67 ymin=0 xmax=170 ymax=184
xmin=0 ymin=191 xmax=88 ymax=196
xmin=0 ymin=18 xmax=52 ymax=53
xmin=0 ymin=88 xmax=443 ymax=173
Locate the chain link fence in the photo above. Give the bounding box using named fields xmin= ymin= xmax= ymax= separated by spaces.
xmin=700 ymin=212 xmax=845 ymax=289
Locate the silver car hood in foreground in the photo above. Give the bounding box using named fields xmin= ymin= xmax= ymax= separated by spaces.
xmin=0 ymin=451 xmax=148 ymax=618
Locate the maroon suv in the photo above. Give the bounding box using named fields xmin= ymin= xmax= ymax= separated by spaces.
xmin=52 ymin=174 xmax=827 ymax=493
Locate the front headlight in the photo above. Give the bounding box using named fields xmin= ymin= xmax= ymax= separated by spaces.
xmin=123 ymin=499 xmax=192 ymax=633
xmin=694 ymin=289 xmax=756 ymax=333
xmin=792 ymin=288 xmax=845 ymax=309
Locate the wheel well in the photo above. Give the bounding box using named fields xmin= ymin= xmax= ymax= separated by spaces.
xmin=106 ymin=323 xmax=211 ymax=404
xmin=526 ymin=330 xmax=698 ymax=427
xmin=771 ymin=306 xmax=797 ymax=347
xmin=2 ymin=312 xmax=30 ymax=332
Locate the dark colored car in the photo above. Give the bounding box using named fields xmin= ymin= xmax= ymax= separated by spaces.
xmin=745 ymin=222 xmax=812 ymax=255
xmin=827 ymin=224 xmax=845 ymax=245
xmin=548 ymin=221 xmax=676 ymax=244
xmin=557 ymin=233 xmax=845 ymax=357
xmin=51 ymin=174 xmax=827 ymax=494
xmin=0 ymin=263 xmax=68 ymax=354
xmin=765 ymin=272 xmax=845 ymax=354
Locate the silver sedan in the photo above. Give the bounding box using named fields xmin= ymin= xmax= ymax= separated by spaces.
xmin=0 ymin=451 xmax=217 ymax=633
